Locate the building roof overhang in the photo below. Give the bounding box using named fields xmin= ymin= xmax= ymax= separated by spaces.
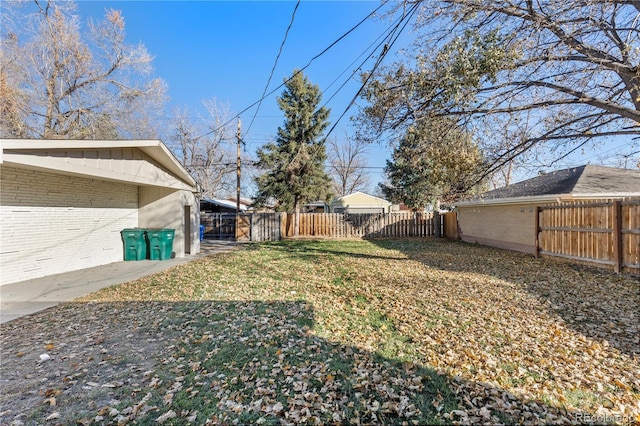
xmin=0 ymin=138 xmax=197 ymax=191
xmin=455 ymin=192 xmax=639 ymax=207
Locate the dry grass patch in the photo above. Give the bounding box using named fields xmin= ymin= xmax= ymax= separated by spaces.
xmin=1 ymin=239 xmax=638 ymax=425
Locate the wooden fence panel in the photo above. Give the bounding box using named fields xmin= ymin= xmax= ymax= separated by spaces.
xmin=251 ymin=213 xmax=282 ymax=242
xmin=539 ymin=203 xmax=614 ymax=265
xmin=537 ymin=200 xmax=640 ymax=274
xmin=202 ymin=212 xmax=454 ymax=241
xmin=201 ymin=213 xmax=236 ymax=240
xmin=278 ymin=212 xmax=439 ymax=239
xmin=622 ymin=202 xmax=640 ymax=271
xmin=281 ymin=213 xmax=291 ymax=238
xmin=442 ymin=212 xmax=458 ymax=239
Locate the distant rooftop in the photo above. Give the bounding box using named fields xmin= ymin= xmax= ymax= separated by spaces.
xmin=459 ymin=165 xmax=640 ymax=205
xmin=201 ymin=198 xmax=249 ymax=211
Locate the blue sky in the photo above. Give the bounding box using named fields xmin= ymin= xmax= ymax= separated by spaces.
xmin=10 ymin=1 xmax=636 ymax=192
xmin=76 ymin=0 xmax=405 ymax=191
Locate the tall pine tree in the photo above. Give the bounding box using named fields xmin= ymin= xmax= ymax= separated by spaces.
xmin=253 ymin=70 xmax=333 ymax=224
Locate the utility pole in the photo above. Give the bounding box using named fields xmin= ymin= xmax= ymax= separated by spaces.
xmin=236 ymin=119 xmax=242 ymax=213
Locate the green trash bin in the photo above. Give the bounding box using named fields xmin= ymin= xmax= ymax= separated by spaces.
xmin=146 ymin=228 xmax=175 ymax=260
xmin=121 ymin=228 xmax=147 ymax=261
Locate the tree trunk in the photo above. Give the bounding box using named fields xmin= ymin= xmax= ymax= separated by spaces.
xmin=293 ymin=202 xmax=300 ymax=237
xmin=433 ymin=200 xmax=441 ymax=238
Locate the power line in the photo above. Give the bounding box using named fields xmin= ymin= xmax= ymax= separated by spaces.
xmin=320 ymin=11 xmax=401 ymax=108
xmin=245 ymin=0 xmax=300 ymax=136
xmin=196 ymin=0 xmax=391 ymax=141
xmin=160 ymin=4 xmax=391 ymax=133
xmin=320 ymin=5 xmax=412 ymax=111
xmin=321 ymin=1 xmax=420 ymax=143
xmin=185 ymin=162 xmax=386 ymax=170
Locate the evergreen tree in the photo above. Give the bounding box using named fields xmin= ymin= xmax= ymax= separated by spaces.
xmin=253 ymin=70 xmax=333 ymax=218
xmin=381 ymin=117 xmax=485 ymax=209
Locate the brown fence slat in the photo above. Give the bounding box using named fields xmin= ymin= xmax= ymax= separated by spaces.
xmin=443 ymin=212 xmax=458 ymax=240
xmin=277 ymin=212 xmax=440 ymax=239
xmin=537 ymin=199 xmax=640 ymax=274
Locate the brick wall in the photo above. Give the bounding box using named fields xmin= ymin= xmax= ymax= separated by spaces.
xmin=0 ymin=165 xmax=138 ymax=285
xmin=457 ymin=203 xmax=537 ymax=254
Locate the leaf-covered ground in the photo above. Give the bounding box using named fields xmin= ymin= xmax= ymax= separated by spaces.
xmin=1 ymin=239 xmax=638 ymax=425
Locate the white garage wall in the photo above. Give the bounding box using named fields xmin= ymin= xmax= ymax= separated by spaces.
xmin=0 ymin=166 xmax=138 ymax=285
xmin=138 ymin=186 xmax=200 ymax=258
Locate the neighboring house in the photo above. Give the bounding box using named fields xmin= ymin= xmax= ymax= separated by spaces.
xmin=200 ymin=198 xmax=249 ymax=213
xmin=331 ymin=192 xmax=393 ymax=214
xmin=454 ymin=165 xmax=640 ymax=254
xmin=224 ymin=197 xmax=254 ymax=208
xmin=0 ymin=138 xmax=201 ymax=286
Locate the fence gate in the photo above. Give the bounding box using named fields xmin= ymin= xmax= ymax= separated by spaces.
xmin=201 ymin=213 xmax=282 ymax=242
xmin=236 ymin=214 xmax=252 ymax=241
xmin=201 ymin=213 xmax=237 ymax=240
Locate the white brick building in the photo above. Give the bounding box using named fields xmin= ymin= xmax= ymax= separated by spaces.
xmin=0 ymin=139 xmax=201 ymax=286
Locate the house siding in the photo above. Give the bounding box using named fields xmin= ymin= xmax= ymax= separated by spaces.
xmin=0 ymin=165 xmax=138 ymax=285
xmin=331 ymin=192 xmax=392 ymax=213
xmin=4 ymin=146 xmax=193 ymax=190
xmin=139 ymin=186 xmax=200 ymax=258
xmin=457 ymin=203 xmax=537 ymax=254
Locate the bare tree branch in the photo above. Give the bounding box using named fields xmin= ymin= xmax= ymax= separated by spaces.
xmin=327 ymin=134 xmax=371 ymax=196
xmin=168 ymin=100 xmax=236 ymax=198
xmin=358 ymin=0 xmax=640 ymax=186
xmin=0 ymin=1 xmax=166 ymax=139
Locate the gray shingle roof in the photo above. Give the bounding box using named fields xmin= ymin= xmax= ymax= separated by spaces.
xmin=478 ymin=165 xmax=640 ymax=200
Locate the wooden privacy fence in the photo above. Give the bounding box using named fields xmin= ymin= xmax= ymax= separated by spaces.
xmin=251 ymin=212 xmax=283 ymax=242
xmin=442 ymin=211 xmax=459 ymax=240
xmin=201 ymin=212 xmax=454 ymax=241
xmin=535 ymin=200 xmax=640 ymax=274
xmin=281 ymin=212 xmax=442 ymax=239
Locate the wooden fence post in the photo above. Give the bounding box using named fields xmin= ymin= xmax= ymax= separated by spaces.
xmin=281 ymin=212 xmax=287 ymax=238
xmin=434 ymin=211 xmax=441 ymax=238
xmin=534 ymin=206 xmax=540 ymax=258
xmin=612 ymin=200 xmax=622 ymax=273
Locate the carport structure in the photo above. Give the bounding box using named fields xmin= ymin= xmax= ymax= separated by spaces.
xmin=0 ymin=139 xmax=201 ymax=286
